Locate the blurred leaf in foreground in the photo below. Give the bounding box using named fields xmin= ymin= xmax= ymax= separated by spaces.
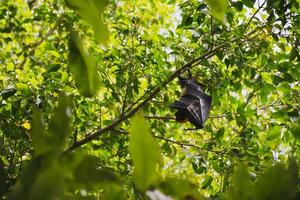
xmin=66 ymin=0 xmax=109 ymax=43
xmin=204 ymin=0 xmax=229 ymax=23
xmin=129 ymin=112 xmax=161 ymax=191
xmin=68 ymin=32 xmax=100 ymax=97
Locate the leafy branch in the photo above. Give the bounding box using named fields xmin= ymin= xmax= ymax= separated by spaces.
xmin=63 ymin=28 xmax=261 ymax=154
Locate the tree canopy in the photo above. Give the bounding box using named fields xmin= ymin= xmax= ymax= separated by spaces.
xmin=0 ymin=0 xmax=300 ymax=199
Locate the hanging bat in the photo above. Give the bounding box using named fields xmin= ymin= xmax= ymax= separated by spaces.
xmin=169 ymin=77 xmax=212 ymax=130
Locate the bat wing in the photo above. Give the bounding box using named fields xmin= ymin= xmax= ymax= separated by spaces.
xmin=199 ymin=96 xmax=211 ymax=123
xmin=170 ymin=95 xmax=211 ymax=129
xmin=170 ymin=78 xmax=212 ymax=129
xmin=169 ymin=96 xmax=192 ymax=109
xmin=186 ymin=99 xmax=203 ymax=129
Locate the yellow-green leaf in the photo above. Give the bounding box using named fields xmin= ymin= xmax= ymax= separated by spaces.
xmin=204 ymin=0 xmax=229 ymax=23
xmin=66 ymin=0 xmax=108 ymax=44
xmin=129 ymin=112 xmax=161 ymax=191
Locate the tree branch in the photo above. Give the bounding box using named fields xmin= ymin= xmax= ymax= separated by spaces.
xmin=154 ymin=135 xmax=223 ymax=154
xmin=63 ymin=29 xmax=260 ymax=154
xmin=145 ymin=115 xmax=176 ymax=121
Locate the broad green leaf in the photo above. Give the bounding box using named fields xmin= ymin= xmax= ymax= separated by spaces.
xmin=31 ymin=95 xmax=71 ymax=155
xmin=101 ymin=183 xmax=124 ymax=200
xmin=66 ymin=0 xmax=108 ymax=43
xmin=232 ymin=1 xmax=243 ymax=11
xmin=181 ymin=15 xmax=193 ymax=26
xmin=159 ymin=178 xmax=204 ymax=199
xmin=129 ymin=112 xmax=161 ymax=191
xmin=225 ymin=164 xmax=253 ymax=200
xmin=31 ymin=110 xmax=46 ymax=156
xmin=204 ymin=0 xmax=229 ymax=23
xmin=47 ymin=94 xmax=72 ymax=153
xmin=215 ymin=127 xmax=225 ymax=138
xmin=73 ymin=155 xmax=119 ymax=189
xmin=29 ymin=163 xmax=64 ymax=200
xmin=260 ymin=84 xmax=275 ymax=103
xmin=10 ymin=157 xmax=44 ymax=200
xmin=201 ymin=176 xmax=213 ymax=189
xmin=242 ymin=0 xmax=255 ymax=8
xmin=210 ymin=160 xmax=222 ymax=173
xmin=68 ymin=31 xmax=100 ymax=97
xmin=266 ymin=125 xmax=281 ymax=141
xmin=254 ymin=164 xmax=296 ymax=200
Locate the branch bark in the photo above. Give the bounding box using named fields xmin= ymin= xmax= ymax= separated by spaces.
xmin=63 ymin=29 xmax=260 ymax=154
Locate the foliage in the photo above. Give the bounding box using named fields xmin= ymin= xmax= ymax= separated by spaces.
xmin=0 ymin=0 xmax=299 ymax=199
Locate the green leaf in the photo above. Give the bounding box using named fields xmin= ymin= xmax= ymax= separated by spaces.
xmin=266 ymin=126 xmax=281 ymax=141
xmin=10 ymin=156 xmax=44 ymax=200
xmin=29 ymin=163 xmax=64 ymax=200
xmin=31 ymin=95 xmax=72 ymax=155
xmin=71 ymin=155 xmax=120 ymax=191
xmin=31 ymin=110 xmax=46 ymax=156
xmin=204 ymin=0 xmax=229 ymax=23
xmin=159 ymin=178 xmax=204 ymax=199
xmin=210 ymin=160 xmax=222 ymax=173
xmin=290 ymin=47 xmax=299 ymax=61
xmin=68 ymin=31 xmax=100 ymax=97
xmin=66 ymin=0 xmax=108 ymax=43
xmin=129 ymin=112 xmax=161 ymax=191
xmin=215 ymin=127 xmax=225 ymax=138
xmin=225 ymin=164 xmax=253 ymax=200
xmin=201 ymin=176 xmax=213 ymax=189
xmin=181 ymin=15 xmax=193 ymax=26
xmin=242 ymin=0 xmax=255 ymax=8
xmin=254 ymin=164 xmax=296 ymax=200
xmin=197 ymin=3 xmax=207 ymax=10
xmin=232 ymin=1 xmax=243 ymax=11
xmin=260 ymin=84 xmax=275 ymax=103
xmin=101 ymin=183 xmax=124 ymax=200
xmin=48 ymin=94 xmax=72 ymax=153
xmin=1 ymin=87 xmax=16 ymax=99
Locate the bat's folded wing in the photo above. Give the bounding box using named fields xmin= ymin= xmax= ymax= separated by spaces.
xmin=186 ymin=99 xmax=203 ymax=129
xmin=168 ymin=96 xmax=193 ymax=109
xmin=169 ymin=95 xmax=203 ymax=129
xmin=199 ymin=97 xmax=211 ymax=123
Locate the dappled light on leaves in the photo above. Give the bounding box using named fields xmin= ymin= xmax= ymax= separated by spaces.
xmin=0 ymin=0 xmax=300 ymax=199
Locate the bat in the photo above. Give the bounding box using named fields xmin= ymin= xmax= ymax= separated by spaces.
xmin=169 ymin=77 xmax=212 ymax=129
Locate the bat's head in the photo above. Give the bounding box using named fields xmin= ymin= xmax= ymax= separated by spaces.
xmin=178 ymin=77 xmax=191 ymax=87
xmin=178 ymin=77 xmax=207 ymax=88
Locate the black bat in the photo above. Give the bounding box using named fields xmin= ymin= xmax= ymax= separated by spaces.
xmin=169 ymin=77 xmax=212 ymax=129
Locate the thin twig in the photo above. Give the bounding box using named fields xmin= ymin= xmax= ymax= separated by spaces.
xmin=155 ymin=135 xmax=224 ymax=154
xmin=145 ymin=115 xmax=176 ymax=121
xmin=242 ymin=0 xmax=267 ymax=33
xmin=210 ymin=15 xmax=214 ymax=51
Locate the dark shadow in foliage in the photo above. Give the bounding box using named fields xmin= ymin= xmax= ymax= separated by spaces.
xmin=10 ymin=94 xmax=123 ymax=200
xmin=159 ymin=177 xmax=205 ymax=200
xmin=225 ymin=159 xmax=299 ymax=200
